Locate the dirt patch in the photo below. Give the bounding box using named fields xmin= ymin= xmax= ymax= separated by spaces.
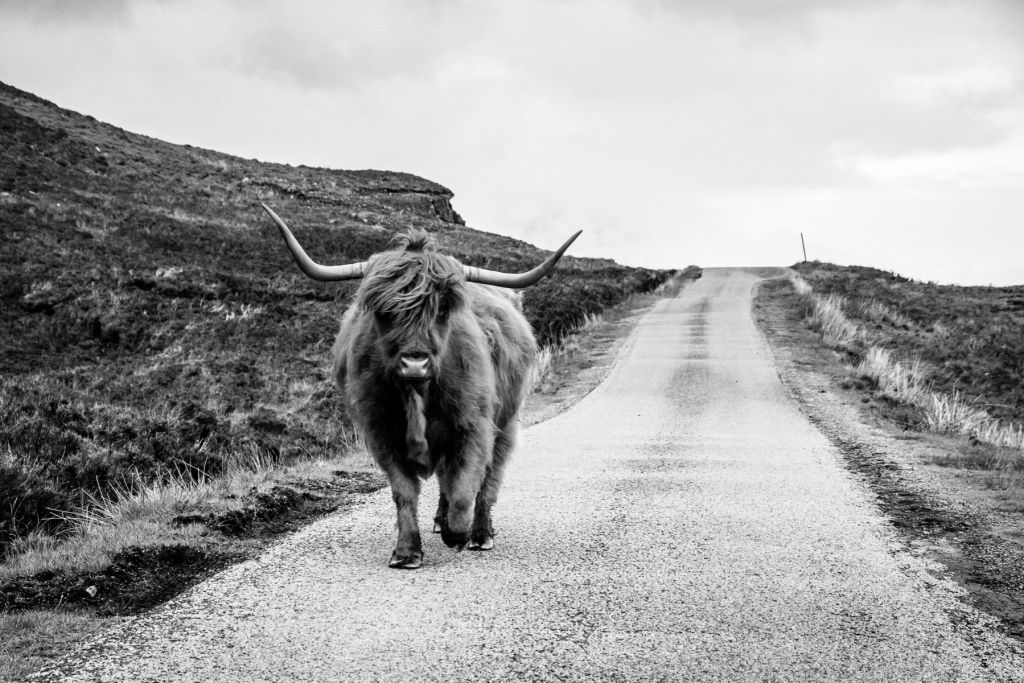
xmin=1 ymin=544 xmax=242 ymax=616
xmin=178 ymin=471 xmax=384 ymax=538
xmin=754 ymin=275 xmax=1024 ymax=643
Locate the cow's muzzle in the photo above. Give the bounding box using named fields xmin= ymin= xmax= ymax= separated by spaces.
xmin=399 ymin=355 xmax=430 ymax=379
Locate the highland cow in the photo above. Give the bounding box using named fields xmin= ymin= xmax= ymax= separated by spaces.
xmin=261 ymin=204 xmax=579 ymax=568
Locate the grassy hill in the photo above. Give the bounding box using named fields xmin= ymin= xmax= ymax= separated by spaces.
xmin=0 ymin=81 xmax=671 ymax=554
xmin=791 ymin=262 xmax=1024 ymax=424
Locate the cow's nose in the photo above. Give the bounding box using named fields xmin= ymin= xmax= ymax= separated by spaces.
xmin=399 ymin=355 xmax=430 ymax=378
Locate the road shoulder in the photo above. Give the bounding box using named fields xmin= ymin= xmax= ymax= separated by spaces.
xmin=753 ymin=273 xmax=1024 ymax=650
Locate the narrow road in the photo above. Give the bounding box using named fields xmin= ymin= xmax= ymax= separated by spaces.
xmin=37 ymin=269 xmax=1023 ymax=681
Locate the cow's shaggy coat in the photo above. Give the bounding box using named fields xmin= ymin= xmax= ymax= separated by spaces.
xmin=333 ymin=231 xmax=537 ymax=568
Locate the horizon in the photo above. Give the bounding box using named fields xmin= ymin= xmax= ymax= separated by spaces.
xmin=2 ymin=1 xmax=1022 ymax=286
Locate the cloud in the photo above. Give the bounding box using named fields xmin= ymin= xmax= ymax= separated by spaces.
xmin=0 ymin=0 xmax=130 ymax=24
xmin=1 ymin=0 xmax=1023 ymax=283
xmin=211 ymin=1 xmax=486 ymax=90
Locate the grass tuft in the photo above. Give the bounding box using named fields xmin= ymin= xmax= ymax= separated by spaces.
xmin=806 ymin=293 xmax=864 ymax=351
xmin=854 ymin=347 xmax=929 ymax=405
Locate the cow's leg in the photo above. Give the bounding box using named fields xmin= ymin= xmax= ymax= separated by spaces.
xmin=438 ymin=436 xmax=490 ymax=550
xmin=469 ymin=424 xmax=516 ymax=551
xmin=386 ymin=463 xmax=423 ymax=569
xmin=433 ymin=492 xmax=448 ymax=534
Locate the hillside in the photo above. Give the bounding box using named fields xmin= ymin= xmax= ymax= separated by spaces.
xmin=0 ymin=81 xmax=671 ymax=552
xmin=791 ymin=262 xmax=1024 ymax=423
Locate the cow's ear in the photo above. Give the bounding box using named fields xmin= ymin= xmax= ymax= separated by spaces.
xmin=442 ymin=283 xmax=466 ymax=317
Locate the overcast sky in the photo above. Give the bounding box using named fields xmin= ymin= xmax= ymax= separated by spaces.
xmin=2 ymin=0 xmax=1022 ymax=284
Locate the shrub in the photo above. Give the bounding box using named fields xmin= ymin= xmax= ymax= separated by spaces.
xmin=524 ymin=267 xmax=670 ymax=347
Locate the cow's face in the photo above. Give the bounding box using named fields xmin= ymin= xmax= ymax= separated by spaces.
xmin=371 ymin=284 xmax=464 ymax=382
xmin=357 ymin=240 xmax=467 ymax=383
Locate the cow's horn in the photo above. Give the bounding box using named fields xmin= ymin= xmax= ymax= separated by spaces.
xmin=464 ymin=230 xmax=582 ymax=288
xmin=261 ymin=203 xmax=369 ymax=281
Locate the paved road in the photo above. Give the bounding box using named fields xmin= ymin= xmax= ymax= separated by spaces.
xmin=37 ymin=268 xmax=1023 ymax=681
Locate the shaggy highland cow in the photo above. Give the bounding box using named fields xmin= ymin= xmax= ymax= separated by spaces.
xmin=261 ymin=204 xmax=579 ymax=568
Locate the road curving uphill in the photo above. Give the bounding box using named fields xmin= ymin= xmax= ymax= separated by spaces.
xmin=33 ymin=268 xmax=1024 ymax=681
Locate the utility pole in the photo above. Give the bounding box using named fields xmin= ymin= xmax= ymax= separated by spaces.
xmin=800 ymin=232 xmax=807 ymax=263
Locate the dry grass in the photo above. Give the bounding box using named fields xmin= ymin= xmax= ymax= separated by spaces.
xmin=0 ymin=440 xmax=370 ymax=582
xmin=853 ymin=299 xmax=915 ymax=329
xmin=1 ymin=517 xmax=208 ymax=581
xmin=790 ymin=273 xmax=1024 ymax=460
xmin=806 ymin=293 xmax=864 ymax=351
xmin=855 ymin=347 xmax=929 ymax=406
xmin=789 ymin=274 xmax=813 ymax=297
xmin=789 ymin=273 xmax=862 ymax=352
xmin=531 ymin=312 xmax=603 ymax=393
xmin=926 ymin=393 xmax=1024 ymax=451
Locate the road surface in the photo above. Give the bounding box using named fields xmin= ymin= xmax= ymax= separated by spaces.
xmin=35 ymin=268 xmax=1024 ymax=681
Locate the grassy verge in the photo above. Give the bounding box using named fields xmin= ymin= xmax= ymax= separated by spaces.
xmin=0 ymin=452 xmax=384 ymax=682
xmin=792 ymin=261 xmax=1024 ymax=422
xmin=787 ymin=265 xmax=1024 ymax=485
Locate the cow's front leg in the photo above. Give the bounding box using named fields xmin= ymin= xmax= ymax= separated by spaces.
xmin=469 ymin=461 xmax=505 ymax=550
xmin=439 ymin=441 xmax=489 ymax=551
xmin=470 ymin=423 xmax=516 ymax=550
xmin=386 ymin=463 xmax=422 ymax=569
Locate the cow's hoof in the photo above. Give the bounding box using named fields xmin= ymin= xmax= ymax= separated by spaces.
xmin=467 ymin=535 xmax=494 ymax=551
xmin=388 ymin=550 xmax=423 ymax=569
xmin=432 ymin=520 xmax=442 ymax=533
xmin=441 ymin=528 xmax=469 ymax=550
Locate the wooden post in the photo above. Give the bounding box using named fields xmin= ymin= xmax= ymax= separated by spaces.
xmin=800 ymin=232 xmax=807 ymax=262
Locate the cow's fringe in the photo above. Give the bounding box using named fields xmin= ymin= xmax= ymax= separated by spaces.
xmin=359 ymin=230 xmax=466 ymax=334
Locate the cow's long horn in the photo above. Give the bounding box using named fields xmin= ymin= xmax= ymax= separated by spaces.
xmin=261 ymin=203 xmax=368 ymax=281
xmin=464 ymin=230 xmax=582 ymax=288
